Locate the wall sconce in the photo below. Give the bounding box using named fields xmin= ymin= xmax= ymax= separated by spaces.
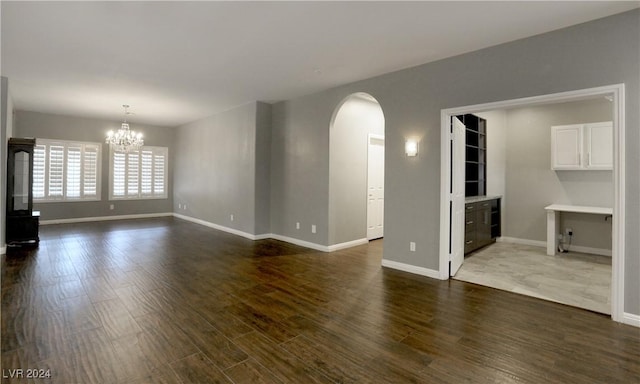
xmin=405 ymin=139 xmax=418 ymax=157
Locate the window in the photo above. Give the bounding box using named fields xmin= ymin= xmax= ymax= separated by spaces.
xmin=33 ymin=139 xmax=101 ymax=202
xmin=110 ymin=146 xmax=168 ymax=200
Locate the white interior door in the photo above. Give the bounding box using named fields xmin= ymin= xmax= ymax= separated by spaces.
xmin=450 ymin=117 xmax=466 ymax=276
xmin=367 ymin=135 xmax=385 ymax=240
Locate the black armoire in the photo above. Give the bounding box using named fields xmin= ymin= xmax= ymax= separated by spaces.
xmin=6 ymin=137 xmax=39 ymax=245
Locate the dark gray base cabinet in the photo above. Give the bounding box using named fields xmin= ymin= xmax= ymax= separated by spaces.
xmin=465 ymin=198 xmax=501 ymax=254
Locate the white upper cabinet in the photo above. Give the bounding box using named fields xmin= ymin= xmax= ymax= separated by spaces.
xmin=551 ymin=124 xmax=583 ymax=170
xmin=584 ymin=122 xmax=613 ymax=169
xmin=551 ymin=121 xmax=612 ymax=171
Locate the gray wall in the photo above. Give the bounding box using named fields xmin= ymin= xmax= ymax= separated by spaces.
xmin=269 ymin=10 xmax=639 ymax=314
xmin=271 ymin=95 xmax=332 ymax=244
xmin=1 ymin=77 xmax=9 ymax=247
xmin=14 ymin=110 xmax=175 ymax=220
xmin=504 ymin=99 xmax=613 ymax=250
xmin=254 ymin=102 xmax=272 ymax=235
xmin=329 ymin=94 xmax=384 ymax=245
xmin=174 ymin=101 xmax=271 ymax=236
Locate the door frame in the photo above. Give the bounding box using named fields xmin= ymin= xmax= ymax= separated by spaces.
xmin=438 ymin=84 xmax=626 ymax=323
xmin=367 ymin=133 xmax=385 ymax=240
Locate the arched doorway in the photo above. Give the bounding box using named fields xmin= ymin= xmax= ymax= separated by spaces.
xmin=329 ymin=93 xmax=385 ymax=247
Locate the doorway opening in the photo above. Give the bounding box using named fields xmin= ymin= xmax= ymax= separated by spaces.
xmin=329 ymin=93 xmax=385 ymax=248
xmin=439 ymin=84 xmax=625 ymax=322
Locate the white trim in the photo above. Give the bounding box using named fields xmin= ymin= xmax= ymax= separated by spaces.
xmin=172 ymin=213 xmax=265 ymax=241
xmin=0 ymin=246 xmax=6 ymax=255
xmin=268 ymin=234 xmax=328 ymax=252
xmin=440 ymin=84 xmax=625 ymax=323
xmin=381 ymin=259 xmax=443 ymax=280
xmin=568 ymin=245 xmax=612 ymax=257
xmin=328 ymin=238 xmax=369 ymax=252
xmin=498 ymin=236 xmax=612 ymax=257
xmin=611 ymin=84 xmax=625 ymax=324
xmin=497 ymin=237 xmax=546 ymax=248
xmin=40 ymin=212 xmax=172 ymax=225
xmin=176 ymin=214 xmax=369 ymax=252
xmin=439 ymin=112 xmax=453 ymax=280
xmin=622 ymin=313 xmax=640 ymax=328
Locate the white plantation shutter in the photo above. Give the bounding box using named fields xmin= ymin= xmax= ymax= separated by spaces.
xmin=112 ymin=152 xmax=126 ymax=197
xmin=141 ymin=150 xmax=153 ymax=195
xmin=127 ymin=152 xmax=139 ymax=196
xmin=48 ymin=145 xmax=65 ymax=198
xmin=33 ymin=144 xmax=46 ymax=199
xmin=110 ymin=146 xmax=167 ymax=199
xmin=83 ymin=145 xmax=99 ymax=197
xmin=153 ymin=152 xmax=165 ymax=195
xmin=66 ymin=145 xmax=82 ymax=198
xmin=34 ymin=139 xmax=102 ymax=201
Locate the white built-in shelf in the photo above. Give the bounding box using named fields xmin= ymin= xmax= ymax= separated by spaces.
xmin=544 ymin=204 xmax=612 ymax=256
xmin=544 ymin=204 xmax=613 ymax=215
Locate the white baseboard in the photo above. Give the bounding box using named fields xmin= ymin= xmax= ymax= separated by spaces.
xmin=498 ymin=236 xmax=612 ymax=257
xmin=566 ymin=245 xmax=612 ymax=257
xmin=622 ymin=312 xmax=640 ymax=328
xmin=268 ymin=234 xmax=328 ymax=252
xmin=173 ymin=213 xmax=267 ymax=241
xmin=327 ymin=238 xmax=369 ymax=252
xmin=40 ymin=212 xmax=173 ymax=225
xmin=173 ymin=214 xmax=368 ymax=253
xmin=498 ymin=236 xmax=546 ymax=248
xmin=381 ymin=259 xmax=443 ymax=280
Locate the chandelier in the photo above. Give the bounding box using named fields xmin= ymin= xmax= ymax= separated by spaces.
xmin=106 ymin=104 xmax=144 ymax=152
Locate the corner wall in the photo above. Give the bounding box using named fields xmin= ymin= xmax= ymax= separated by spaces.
xmin=173 ymin=101 xmax=271 ymax=236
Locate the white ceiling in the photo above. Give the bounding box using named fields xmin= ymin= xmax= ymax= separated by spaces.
xmin=2 ymin=1 xmax=638 ymax=127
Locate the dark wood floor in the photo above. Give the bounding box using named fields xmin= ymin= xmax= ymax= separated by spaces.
xmin=2 ymin=218 xmax=639 ymax=383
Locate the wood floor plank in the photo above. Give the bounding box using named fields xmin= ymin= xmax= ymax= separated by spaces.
xmin=123 ymin=367 xmax=184 ymax=384
xmin=233 ymin=331 xmax=334 ymax=384
xmin=1 ymin=217 xmax=638 ymax=384
xmin=281 ymin=334 xmax=373 ymax=384
xmin=92 ymin=297 xmax=143 ymax=340
xmin=227 ymin=302 xmax=297 ymax=343
xmin=223 ymin=358 xmax=283 ymax=384
xmin=169 ymin=353 xmax=232 ymax=384
xmin=133 ymin=313 xmax=200 ymax=366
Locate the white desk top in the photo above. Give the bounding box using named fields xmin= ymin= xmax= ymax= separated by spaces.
xmin=544 ymin=204 xmax=612 ymax=215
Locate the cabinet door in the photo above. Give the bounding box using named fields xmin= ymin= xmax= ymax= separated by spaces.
xmin=585 ymin=122 xmax=613 ymax=170
xmin=476 ymin=202 xmax=492 ymax=247
xmin=551 ymin=125 xmax=582 ymax=170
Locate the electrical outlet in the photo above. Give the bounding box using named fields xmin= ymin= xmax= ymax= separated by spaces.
xmin=184 ymin=204 xmax=188 ymax=210
xmin=410 ymin=242 xmax=416 ymax=252
xmin=178 ymin=203 xmax=182 ymax=209
xmin=230 ymin=214 xmax=234 ymax=221
xmin=565 ymin=227 xmax=573 ymax=236
xmin=296 ymin=222 xmax=300 ymax=230
xmin=311 ymin=225 xmax=316 ymax=234
xmin=109 ymin=204 xmax=114 ymax=210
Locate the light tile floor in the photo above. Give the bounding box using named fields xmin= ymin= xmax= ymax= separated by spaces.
xmin=453 ymin=242 xmax=611 ymax=314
